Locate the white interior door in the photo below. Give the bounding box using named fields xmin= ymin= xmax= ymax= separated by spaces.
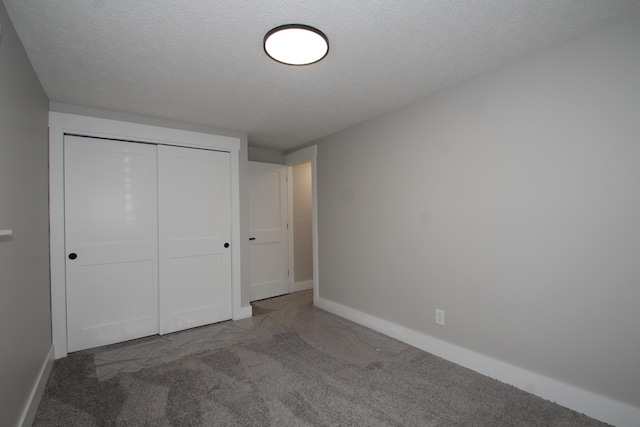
xmin=158 ymin=145 xmax=232 ymax=334
xmin=249 ymin=162 xmax=289 ymax=301
xmin=65 ymin=135 xmax=159 ymax=352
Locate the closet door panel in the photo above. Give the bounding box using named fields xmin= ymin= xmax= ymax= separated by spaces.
xmin=64 ymin=135 xmax=159 ymax=352
xmin=158 ymin=145 xmax=232 ymax=334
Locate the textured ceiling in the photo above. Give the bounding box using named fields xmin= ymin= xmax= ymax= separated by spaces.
xmin=4 ymin=1 xmax=640 ymax=150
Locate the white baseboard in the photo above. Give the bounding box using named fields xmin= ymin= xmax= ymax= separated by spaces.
xmin=233 ymin=306 xmax=253 ymax=321
xmin=290 ymin=280 xmax=313 ymax=293
xmin=18 ymin=344 xmax=54 ymax=427
xmin=315 ymin=297 xmax=640 ymax=427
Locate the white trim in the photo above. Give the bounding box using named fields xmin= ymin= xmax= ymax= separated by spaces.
xmin=48 ymin=112 xmax=240 ymax=151
xmin=284 ymin=145 xmax=318 ymax=302
xmin=230 ymin=142 xmax=244 ymax=322
xmin=284 ymin=145 xmax=317 ymax=165
xmin=290 ymin=280 xmax=313 ymax=293
xmin=18 ymin=345 xmax=55 ymax=427
xmin=315 ymin=296 xmax=640 ymax=427
xmin=286 ymin=165 xmax=294 ymax=290
xmin=233 ymin=305 xmax=252 ymax=320
xmin=49 ymin=112 xmax=243 ymax=358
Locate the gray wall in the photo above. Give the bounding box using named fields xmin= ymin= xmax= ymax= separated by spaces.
xmin=0 ymin=4 xmax=52 ymax=426
xmin=292 ymin=162 xmax=313 ymax=283
xmin=314 ymin=20 xmax=640 ymax=408
xmin=248 ymin=146 xmax=285 ymax=164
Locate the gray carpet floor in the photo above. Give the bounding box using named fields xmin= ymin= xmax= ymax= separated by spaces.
xmin=34 ymin=290 xmax=608 ymax=426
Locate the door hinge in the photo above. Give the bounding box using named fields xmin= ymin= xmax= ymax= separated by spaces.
xmin=287 ymin=223 xmax=289 ymax=229
xmin=288 ymin=270 xmax=290 ymax=276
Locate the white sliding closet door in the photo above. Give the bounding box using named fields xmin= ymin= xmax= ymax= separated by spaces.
xmin=65 ymin=136 xmax=159 ymax=352
xmin=158 ymin=145 xmax=232 ymax=334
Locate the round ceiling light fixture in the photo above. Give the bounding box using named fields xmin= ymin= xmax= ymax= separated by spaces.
xmin=264 ymin=24 xmax=329 ymax=66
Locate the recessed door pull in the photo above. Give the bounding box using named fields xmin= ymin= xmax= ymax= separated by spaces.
xmin=249 ymin=237 xmax=256 ymax=241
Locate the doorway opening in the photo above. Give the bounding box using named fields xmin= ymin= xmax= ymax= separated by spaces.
xmin=285 ymin=145 xmax=318 ymax=303
xmin=249 ymin=145 xmax=318 ymax=315
xmin=290 ymin=161 xmax=314 ymax=293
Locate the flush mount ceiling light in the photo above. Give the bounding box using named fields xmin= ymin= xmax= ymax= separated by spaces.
xmin=264 ymin=24 xmax=329 ymax=66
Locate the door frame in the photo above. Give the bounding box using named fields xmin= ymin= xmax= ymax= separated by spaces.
xmin=284 ymin=146 xmax=319 ymax=302
xmin=49 ymin=112 xmax=246 ymax=359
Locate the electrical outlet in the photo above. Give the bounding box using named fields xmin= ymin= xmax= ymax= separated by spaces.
xmin=435 ymin=309 xmax=445 ymax=326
